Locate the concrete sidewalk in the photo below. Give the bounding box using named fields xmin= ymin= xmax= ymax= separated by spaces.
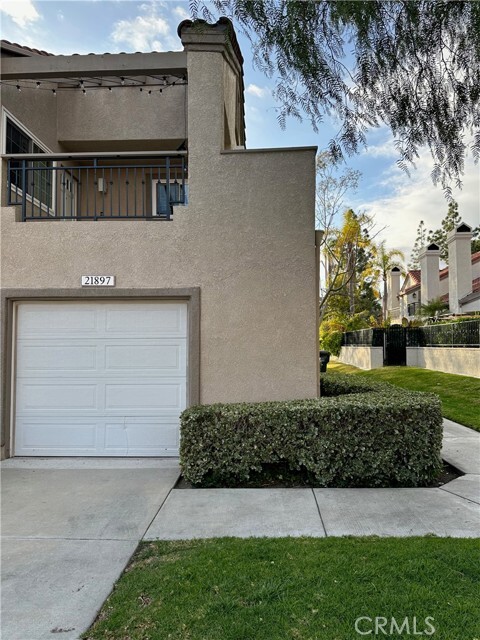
xmin=144 ymin=419 xmax=480 ymax=540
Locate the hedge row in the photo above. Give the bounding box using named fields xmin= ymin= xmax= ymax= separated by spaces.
xmin=179 ymin=374 xmax=443 ymax=488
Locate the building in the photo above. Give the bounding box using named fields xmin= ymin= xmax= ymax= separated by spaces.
xmin=388 ymin=223 xmax=480 ymax=321
xmin=0 ymin=19 xmax=320 ymax=459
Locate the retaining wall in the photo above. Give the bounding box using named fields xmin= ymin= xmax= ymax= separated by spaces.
xmin=338 ymin=346 xmax=384 ymax=370
xmin=406 ymin=347 xmax=480 ymax=378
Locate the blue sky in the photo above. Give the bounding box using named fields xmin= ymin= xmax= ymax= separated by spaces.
xmin=1 ymin=0 xmax=479 ymax=262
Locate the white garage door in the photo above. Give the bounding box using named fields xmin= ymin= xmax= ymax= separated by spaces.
xmin=14 ymin=301 xmax=187 ymax=456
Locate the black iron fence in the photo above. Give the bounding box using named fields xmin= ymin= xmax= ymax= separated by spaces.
xmin=343 ymin=319 xmax=480 ymax=350
xmin=407 ymin=319 xmax=480 ymax=348
xmin=341 ymin=328 xmax=384 ymax=347
xmin=6 ymin=153 xmax=188 ymax=220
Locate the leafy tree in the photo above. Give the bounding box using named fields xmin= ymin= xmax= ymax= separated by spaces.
xmin=371 ymin=241 xmax=405 ymax=321
xmin=321 ymin=208 xmax=375 ymax=320
xmin=408 ymin=220 xmax=427 ymax=270
xmin=192 ymin=0 xmax=480 ymax=193
xmin=427 ymin=201 xmax=461 ymax=262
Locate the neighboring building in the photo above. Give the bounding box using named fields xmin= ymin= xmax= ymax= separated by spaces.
xmin=388 ymin=223 xmax=480 ymax=321
xmin=0 ymin=19 xmax=320 ymax=459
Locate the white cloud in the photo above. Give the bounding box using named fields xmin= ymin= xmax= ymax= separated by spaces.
xmin=110 ymin=3 xmax=179 ymax=52
xmin=0 ymin=0 xmax=40 ymax=28
xmin=354 ymin=148 xmax=480 ymax=265
xmin=172 ymin=5 xmax=190 ymax=21
xmin=362 ymin=138 xmax=398 ymax=159
xmin=246 ymin=83 xmax=269 ymax=99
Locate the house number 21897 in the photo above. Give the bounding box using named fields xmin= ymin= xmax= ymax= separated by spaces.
xmin=81 ymin=275 xmax=116 ymax=286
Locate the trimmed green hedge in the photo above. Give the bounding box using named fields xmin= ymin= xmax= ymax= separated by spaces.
xmin=180 ymin=374 xmax=443 ymax=488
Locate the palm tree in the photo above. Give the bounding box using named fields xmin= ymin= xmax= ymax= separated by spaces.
xmin=372 ymin=241 xmax=405 ymax=322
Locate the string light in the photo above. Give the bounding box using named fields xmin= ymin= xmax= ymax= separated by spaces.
xmin=1 ymin=79 xmax=187 ymax=94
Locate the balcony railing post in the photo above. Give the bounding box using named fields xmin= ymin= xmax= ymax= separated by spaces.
xmin=165 ymin=157 xmax=171 ymax=221
xmin=21 ymin=160 xmax=27 ymax=222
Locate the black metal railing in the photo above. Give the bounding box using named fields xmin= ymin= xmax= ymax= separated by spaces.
xmin=342 ymin=328 xmax=384 ymax=347
xmin=408 ymin=319 xmax=480 ymax=348
xmin=6 ymin=153 xmax=188 ymax=220
xmin=342 ymin=319 xmax=480 ymax=350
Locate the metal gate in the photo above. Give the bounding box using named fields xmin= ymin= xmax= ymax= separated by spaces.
xmin=384 ymin=325 xmax=407 ymax=366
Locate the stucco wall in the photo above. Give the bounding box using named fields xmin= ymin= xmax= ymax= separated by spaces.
xmin=407 ymin=347 xmax=480 ymax=378
xmin=338 ymin=346 xmax=384 ymax=370
xmin=1 ymin=84 xmax=61 ymax=153
xmin=57 ymin=85 xmax=187 ymax=151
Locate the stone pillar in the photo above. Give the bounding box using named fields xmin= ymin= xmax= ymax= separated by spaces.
xmin=447 ymin=223 xmax=473 ymax=314
xmin=419 ymin=243 xmax=441 ymax=303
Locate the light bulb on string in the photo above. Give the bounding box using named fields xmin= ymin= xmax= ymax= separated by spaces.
xmin=36 ymin=82 xmax=41 ymax=89
xmin=16 ymin=85 xmax=21 ymax=92
xmin=52 ymin=89 xmax=57 ymax=96
xmin=121 ymin=77 xmax=125 ymax=86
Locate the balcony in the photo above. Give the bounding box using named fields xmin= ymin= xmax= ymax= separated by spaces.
xmin=5 ymin=152 xmax=187 ymax=221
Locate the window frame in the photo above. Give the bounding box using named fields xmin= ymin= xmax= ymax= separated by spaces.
xmin=2 ymin=107 xmax=56 ymax=216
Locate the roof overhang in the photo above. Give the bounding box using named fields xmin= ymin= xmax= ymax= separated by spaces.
xmin=0 ymin=51 xmax=187 ymax=81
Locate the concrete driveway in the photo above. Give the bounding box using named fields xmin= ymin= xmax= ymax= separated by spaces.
xmin=1 ymin=458 xmax=180 ymax=640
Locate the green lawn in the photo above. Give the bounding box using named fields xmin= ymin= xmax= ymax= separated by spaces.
xmin=327 ymin=361 xmax=480 ymax=432
xmin=84 ymin=537 xmax=479 ymax=640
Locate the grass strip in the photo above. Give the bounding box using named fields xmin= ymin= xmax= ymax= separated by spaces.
xmin=84 ymin=537 xmax=479 ymax=640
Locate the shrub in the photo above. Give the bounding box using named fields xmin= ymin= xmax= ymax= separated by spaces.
xmin=320 ymin=330 xmax=342 ymax=356
xmin=180 ymin=374 xmax=443 ymax=488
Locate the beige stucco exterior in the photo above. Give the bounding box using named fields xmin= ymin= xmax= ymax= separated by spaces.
xmin=0 ymin=21 xmax=319 ymax=458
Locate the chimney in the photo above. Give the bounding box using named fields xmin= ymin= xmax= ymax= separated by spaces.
xmin=419 ymin=243 xmax=441 ymax=303
xmin=387 ymin=267 xmax=402 ymax=319
xmin=447 ymin=223 xmax=473 ymax=314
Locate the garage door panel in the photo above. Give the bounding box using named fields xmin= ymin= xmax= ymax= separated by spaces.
xmin=105 ymin=383 xmax=184 ymax=411
xmin=105 ymin=418 xmax=179 ymax=453
xmin=16 ymin=419 xmax=98 ymax=453
xmin=105 ymin=303 xmax=186 ymax=336
xmin=17 ymin=344 xmax=98 ymax=373
xmin=18 ymin=305 xmax=98 ymax=334
xmin=17 ymin=383 xmax=98 ymax=412
xmin=104 ymin=341 xmax=186 ymax=374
